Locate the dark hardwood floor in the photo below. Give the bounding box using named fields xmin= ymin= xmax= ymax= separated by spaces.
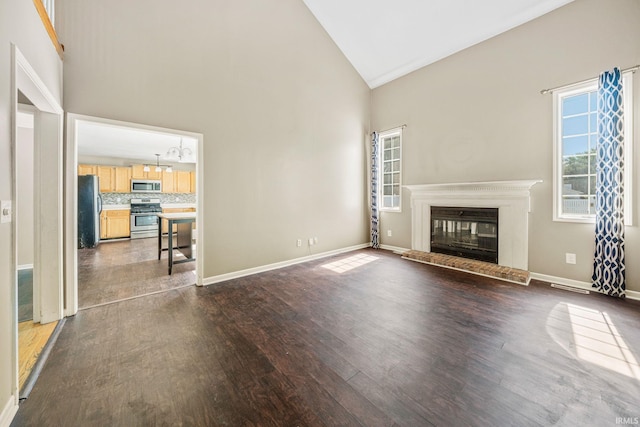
xmin=78 ymin=237 xmax=195 ymax=308
xmin=13 ymin=249 xmax=640 ymax=426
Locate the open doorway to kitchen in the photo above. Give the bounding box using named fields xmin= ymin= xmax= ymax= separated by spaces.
xmin=65 ymin=114 xmax=203 ymax=313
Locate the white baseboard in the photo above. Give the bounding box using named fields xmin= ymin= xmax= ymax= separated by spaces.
xmin=202 ymin=243 xmax=370 ymax=286
xmin=378 ymin=244 xmax=410 ymax=254
xmin=531 ymin=272 xmax=640 ymax=301
xmin=17 ymin=264 xmax=33 ymax=271
xmin=0 ymin=395 xmax=18 ymax=427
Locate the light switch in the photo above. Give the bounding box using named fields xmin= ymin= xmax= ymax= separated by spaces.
xmin=1 ymin=200 xmax=11 ymax=223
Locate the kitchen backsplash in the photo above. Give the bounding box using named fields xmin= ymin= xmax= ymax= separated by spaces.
xmin=102 ymin=192 xmax=196 ymax=205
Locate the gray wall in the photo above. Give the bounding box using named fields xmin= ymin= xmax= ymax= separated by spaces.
xmin=0 ymin=0 xmax=63 ymax=415
xmin=372 ymin=0 xmax=640 ymax=291
xmin=57 ymin=0 xmax=371 ymax=278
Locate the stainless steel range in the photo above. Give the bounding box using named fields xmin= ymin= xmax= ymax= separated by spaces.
xmin=130 ymin=198 xmax=162 ymax=239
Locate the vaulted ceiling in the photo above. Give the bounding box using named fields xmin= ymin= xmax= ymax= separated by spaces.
xmin=303 ymin=0 xmax=574 ymax=88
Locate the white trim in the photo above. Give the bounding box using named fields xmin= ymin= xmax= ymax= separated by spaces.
xmin=628 ymin=290 xmax=640 ymax=301
xmin=10 ymin=44 xmax=64 ymax=422
xmin=17 ymin=264 xmax=34 ymax=271
xmin=16 ymin=110 xmax=34 ymax=129
xmin=0 ymin=395 xmax=18 ymax=427
xmin=531 ymin=272 xmax=640 ymax=301
xmin=202 ymin=244 xmax=370 ymax=286
xmin=378 ymin=244 xmax=410 ymax=254
xmin=13 ymin=47 xmax=63 ymax=114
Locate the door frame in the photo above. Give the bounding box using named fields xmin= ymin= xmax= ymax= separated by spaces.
xmin=64 ymin=114 xmax=204 ymax=315
xmin=10 ymin=43 xmax=64 ymax=410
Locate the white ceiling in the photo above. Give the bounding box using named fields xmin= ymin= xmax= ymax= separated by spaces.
xmin=303 ymin=0 xmax=574 ymax=88
xmin=77 ymin=121 xmax=197 ymax=164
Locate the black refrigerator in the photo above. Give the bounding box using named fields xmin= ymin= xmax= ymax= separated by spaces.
xmin=78 ymin=175 xmax=103 ymax=248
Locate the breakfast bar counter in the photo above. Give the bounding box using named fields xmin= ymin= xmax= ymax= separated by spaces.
xmin=157 ymin=212 xmax=196 ymax=274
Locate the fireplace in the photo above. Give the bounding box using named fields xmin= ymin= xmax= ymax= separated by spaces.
xmin=430 ymin=206 xmax=498 ymax=264
xmin=405 ymin=180 xmax=541 ymax=270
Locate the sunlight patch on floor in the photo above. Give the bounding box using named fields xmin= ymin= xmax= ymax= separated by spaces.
xmin=546 ymin=302 xmax=640 ymax=380
xmin=321 ymin=253 xmax=379 ymax=274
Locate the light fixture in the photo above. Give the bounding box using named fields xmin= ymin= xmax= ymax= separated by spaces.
xmin=166 ymin=138 xmax=194 ymax=163
xmin=142 ymin=154 xmax=173 ymax=173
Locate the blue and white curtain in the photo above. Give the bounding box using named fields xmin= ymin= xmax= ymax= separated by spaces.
xmin=371 ymin=132 xmax=380 ymax=249
xmin=592 ymin=67 xmax=625 ymax=297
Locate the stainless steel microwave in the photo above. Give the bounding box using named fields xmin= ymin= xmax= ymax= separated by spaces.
xmin=131 ymin=179 xmax=162 ymax=193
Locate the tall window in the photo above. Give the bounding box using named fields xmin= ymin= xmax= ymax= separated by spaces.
xmin=553 ymin=72 xmax=633 ymax=223
xmin=379 ymin=129 xmax=402 ymax=211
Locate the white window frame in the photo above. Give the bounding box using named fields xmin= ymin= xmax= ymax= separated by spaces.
xmin=378 ymin=128 xmax=403 ymax=212
xmin=553 ymin=71 xmax=633 ymax=224
xmin=43 ymin=0 xmax=55 ymax=25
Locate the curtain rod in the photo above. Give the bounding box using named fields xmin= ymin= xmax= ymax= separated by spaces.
xmin=374 ymin=124 xmax=407 ymax=134
xmin=540 ymin=65 xmax=639 ymax=95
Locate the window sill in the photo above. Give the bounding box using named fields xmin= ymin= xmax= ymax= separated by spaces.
xmin=380 ymin=208 xmax=402 ymax=213
xmin=553 ymin=216 xmax=595 ymax=224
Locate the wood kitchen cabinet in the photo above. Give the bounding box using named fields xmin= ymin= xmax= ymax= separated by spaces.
xmin=131 ymin=164 xmax=146 ymax=179
xmin=174 ymin=171 xmax=191 ymax=193
xmin=100 ymin=209 xmax=131 ymax=239
xmin=162 ymin=170 xmax=175 ymax=193
xmin=96 ymin=166 xmax=131 ymax=193
xmin=190 ymin=171 xmax=196 ymax=193
xmin=100 ymin=212 xmax=108 ymax=239
xmin=96 ymin=166 xmax=114 ymax=192
xmin=113 ymin=167 xmax=131 ymax=192
xmin=146 ymin=169 xmax=162 ymax=180
xmin=161 ymin=207 xmax=195 ymax=233
xmin=78 ymin=164 xmax=97 ymax=176
xmin=132 ymin=164 xmax=162 ymax=180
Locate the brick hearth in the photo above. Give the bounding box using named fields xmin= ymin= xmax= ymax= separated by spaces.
xmin=402 ymin=250 xmax=530 ymax=285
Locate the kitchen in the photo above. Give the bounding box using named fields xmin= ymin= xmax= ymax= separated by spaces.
xmin=76 ymin=120 xmax=198 ymax=308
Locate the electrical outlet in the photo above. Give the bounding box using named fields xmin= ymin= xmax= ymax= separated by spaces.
xmin=313 ymin=237 xmax=318 ymax=244
xmin=296 ymin=239 xmax=302 ymax=247
xmin=387 ymin=229 xmax=392 ymax=237
xmin=565 ymin=253 xmax=576 ymax=264
xmin=308 ymin=238 xmax=314 ymax=246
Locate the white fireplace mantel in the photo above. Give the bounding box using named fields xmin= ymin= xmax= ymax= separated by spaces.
xmin=404 ymin=180 xmax=541 ymax=270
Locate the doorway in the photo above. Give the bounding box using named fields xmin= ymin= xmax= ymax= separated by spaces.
xmin=11 ymin=45 xmax=64 ymax=406
xmin=65 ymin=115 xmax=204 ymax=312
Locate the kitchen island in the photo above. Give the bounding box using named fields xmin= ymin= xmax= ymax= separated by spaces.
xmin=157 ymin=212 xmax=196 ymax=274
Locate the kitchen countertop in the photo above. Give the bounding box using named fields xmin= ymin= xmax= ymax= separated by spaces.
xmin=102 ymin=204 xmax=130 ymax=211
xmin=157 ymin=212 xmax=197 ymax=220
xmin=160 ymin=203 xmax=196 ymax=209
xmin=102 ymin=203 xmax=196 ymax=211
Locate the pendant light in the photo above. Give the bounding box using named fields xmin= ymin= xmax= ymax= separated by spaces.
xmin=166 ymin=138 xmax=194 ymax=163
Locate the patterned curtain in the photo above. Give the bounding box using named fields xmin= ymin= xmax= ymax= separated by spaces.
xmin=371 ymin=132 xmax=380 ymax=249
xmin=592 ymin=67 xmax=625 ymax=297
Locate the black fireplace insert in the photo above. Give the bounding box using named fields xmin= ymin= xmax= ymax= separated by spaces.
xmin=430 ymin=206 xmax=498 ymax=264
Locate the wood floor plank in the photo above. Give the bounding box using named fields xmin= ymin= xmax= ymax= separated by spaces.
xmin=17 ymin=320 xmax=57 ymax=391
xmin=12 ymin=248 xmax=640 ymax=426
